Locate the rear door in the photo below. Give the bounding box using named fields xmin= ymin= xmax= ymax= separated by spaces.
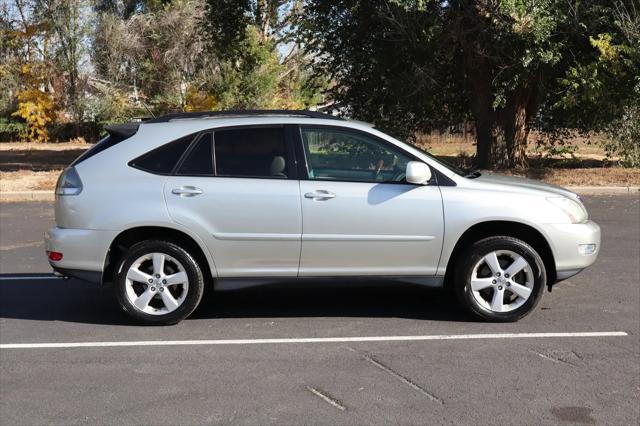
xmin=296 ymin=126 xmax=444 ymax=276
xmin=164 ymin=125 xmax=302 ymax=277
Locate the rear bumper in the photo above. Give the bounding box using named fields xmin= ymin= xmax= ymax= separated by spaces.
xmin=51 ymin=266 xmax=102 ymax=284
xmin=44 ymin=227 xmax=118 ymax=283
xmin=539 ymin=220 xmax=601 ymax=279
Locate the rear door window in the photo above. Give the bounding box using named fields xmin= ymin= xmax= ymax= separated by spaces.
xmin=214 ymin=127 xmax=288 ymax=178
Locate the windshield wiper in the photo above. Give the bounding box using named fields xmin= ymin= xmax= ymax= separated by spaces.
xmin=464 ymin=168 xmax=482 ymax=178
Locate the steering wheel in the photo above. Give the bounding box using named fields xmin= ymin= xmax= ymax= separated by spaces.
xmin=391 ymin=167 xmax=406 ymax=182
xmin=374 ymin=159 xmax=385 ymax=179
xmin=374 ymin=161 xmax=407 ymax=182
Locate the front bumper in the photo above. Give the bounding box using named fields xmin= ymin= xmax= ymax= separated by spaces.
xmin=539 ymin=220 xmax=601 ymax=280
xmin=44 ymin=227 xmax=118 ymax=283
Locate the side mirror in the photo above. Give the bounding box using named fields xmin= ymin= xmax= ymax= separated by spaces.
xmin=405 ymin=161 xmax=432 ymax=185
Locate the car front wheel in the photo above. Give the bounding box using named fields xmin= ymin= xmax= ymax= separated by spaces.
xmin=115 ymin=240 xmax=205 ymax=325
xmin=455 ymin=236 xmax=546 ymax=322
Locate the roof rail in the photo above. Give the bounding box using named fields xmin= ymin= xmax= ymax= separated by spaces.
xmin=145 ymin=109 xmax=343 ymax=123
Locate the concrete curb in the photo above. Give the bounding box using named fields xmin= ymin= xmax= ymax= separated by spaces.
xmin=0 ymin=191 xmax=54 ymax=202
xmin=1 ymin=186 xmax=638 ymax=202
xmin=568 ymin=186 xmax=639 ymax=195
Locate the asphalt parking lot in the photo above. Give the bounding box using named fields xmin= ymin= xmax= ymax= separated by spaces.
xmin=1 ymin=195 xmax=639 ymax=425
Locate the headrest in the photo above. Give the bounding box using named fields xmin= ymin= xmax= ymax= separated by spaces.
xmin=270 ymin=156 xmax=286 ymax=175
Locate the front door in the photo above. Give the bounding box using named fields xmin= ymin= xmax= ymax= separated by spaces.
xmin=164 ymin=126 xmax=302 ymax=277
xmin=297 ymin=126 xmax=444 ymax=276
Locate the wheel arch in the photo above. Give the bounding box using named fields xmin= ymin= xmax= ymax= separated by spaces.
xmin=443 ymin=220 xmax=556 ymax=290
xmin=103 ymin=225 xmax=217 ymax=285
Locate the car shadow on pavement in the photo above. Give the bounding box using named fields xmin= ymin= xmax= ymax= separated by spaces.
xmin=0 ymin=274 xmax=472 ymax=325
xmin=197 ymin=277 xmax=473 ymax=323
xmin=0 ymin=274 xmax=129 ymax=326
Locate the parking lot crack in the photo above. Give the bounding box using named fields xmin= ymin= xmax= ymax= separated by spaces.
xmin=361 ymin=354 xmax=443 ymax=404
xmin=532 ymin=349 xmax=582 ymax=366
xmin=305 ymin=386 xmax=347 ymax=411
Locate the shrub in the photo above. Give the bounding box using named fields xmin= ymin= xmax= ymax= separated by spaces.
xmin=49 ymin=122 xmax=103 ymax=143
xmin=604 ymin=84 xmax=640 ymax=167
xmin=11 ymin=87 xmax=56 ymax=143
xmin=532 ymin=130 xmax=580 ymax=167
xmin=0 ymin=118 xmax=27 ymax=142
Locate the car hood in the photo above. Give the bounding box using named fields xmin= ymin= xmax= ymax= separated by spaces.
xmin=471 ymin=173 xmax=579 ymax=199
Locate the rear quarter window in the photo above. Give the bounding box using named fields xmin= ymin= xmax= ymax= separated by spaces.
xmin=130 ymin=133 xmax=197 ymax=174
xmin=73 ymin=123 xmax=140 ymax=166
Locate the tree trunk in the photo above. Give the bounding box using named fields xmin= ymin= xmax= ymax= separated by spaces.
xmin=469 ymin=84 xmax=535 ymax=169
xmin=255 ymin=0 xmax=271 ymax=43
xmin=468 ymin=79 xmax=496 ymax=169
xmin=493 ymin=87 xmax=534 ymax=168
xmin=474 ymin=112 xmax=493 ymax=169
xmin=509 ymin=100 xmax=530 ymax=168
xmin=458 ymin=2 xmax=538 ymax=170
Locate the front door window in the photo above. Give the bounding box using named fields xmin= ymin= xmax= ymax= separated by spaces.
xmin=300 ymin=128 xmax=411 ymax=183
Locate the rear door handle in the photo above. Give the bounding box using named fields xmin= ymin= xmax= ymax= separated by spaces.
xmin=171 ymin=186 xmax=203 ymax=197
xmin=304 ymin=190 xmax=336 ymax=200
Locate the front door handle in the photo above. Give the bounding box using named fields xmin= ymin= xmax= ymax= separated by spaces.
xmin=172 ymin=186 xmax=203 ymax=197
xmin=304 ymin=190 xmax=336 ymax=200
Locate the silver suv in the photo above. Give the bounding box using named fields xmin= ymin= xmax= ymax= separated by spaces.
xmin=45 ymin=110 xmax=600 ymax=325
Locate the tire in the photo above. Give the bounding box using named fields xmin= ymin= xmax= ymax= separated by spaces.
xmin=454 ymin=236 xmax=546 ymax=322
xmin=114 ymin=240 xmax=205 ymax=325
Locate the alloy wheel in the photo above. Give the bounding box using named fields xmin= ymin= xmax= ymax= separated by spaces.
xmin=470 ymin=250 xmax=534 ymax=313
xmin=124 ymin=252 xmax=189 ymax=315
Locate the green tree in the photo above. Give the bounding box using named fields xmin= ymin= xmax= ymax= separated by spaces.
xmin=2 ymin=0 xmax=57 ymax=141
xmin=302 ymin=0 xmax=640 ymax=169
xmin=206 ymin=26 xmax=282 ymax=108
xmin=92 ymin=0 xmax=213 ymax=117
xmin=203 ymin=0 xmax=324 ymax=109
xmin=35 ymin=0 xmax=92 ymax=136
xmin=540 ymin=2 xmax=640 ymax=166
xmin=0 ymin=2 xmax=22 ymax=117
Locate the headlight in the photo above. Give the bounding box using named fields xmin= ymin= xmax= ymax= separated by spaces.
xmin=547 ymin=197 xmax=588 ymax=223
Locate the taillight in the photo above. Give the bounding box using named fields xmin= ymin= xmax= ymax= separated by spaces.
xmin=55 ymin=167 xmax=83 ymax=195
xmin=47 ymin=251 xmax=63 ymax=261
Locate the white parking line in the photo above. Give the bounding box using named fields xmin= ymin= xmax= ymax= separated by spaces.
xmin=0 ymin=331 xmax=628 ymax=350
xmin=0 ymin=275 xmax=60 ymax=281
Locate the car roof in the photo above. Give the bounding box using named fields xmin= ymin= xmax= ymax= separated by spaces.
xmin=99 ymin=111 xmax=463 ymax=183
xmin=144 ymin=109 xmax=343 ymax=123
xmin=106 ymin=110 xmax=374 ymax=139
xmin=135 ymin=114 xmax=376 ymax=136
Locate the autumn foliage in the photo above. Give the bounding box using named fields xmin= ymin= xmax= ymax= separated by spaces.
xmin=11 ymin=64 xmax=55 ymax=143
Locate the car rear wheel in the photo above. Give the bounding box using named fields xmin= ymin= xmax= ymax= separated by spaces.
xmin=454 ymin=236 xmax=546 ymax=322
xmin=115 ymin=240 xmax=204 ymax=325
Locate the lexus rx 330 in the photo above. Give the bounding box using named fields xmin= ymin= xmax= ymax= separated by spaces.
xmin=45 ymin=110 xmax=600 ymax=325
